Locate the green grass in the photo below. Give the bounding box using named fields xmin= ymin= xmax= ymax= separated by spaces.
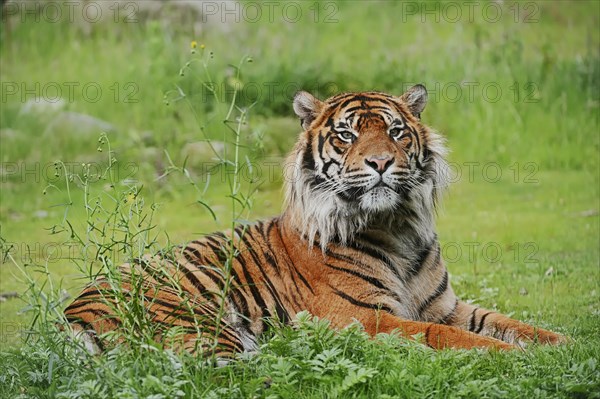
xmin=1 ymin=313 xmax=599 ymax=398
xmin=0 ymin=0 xmax=599 ymax=397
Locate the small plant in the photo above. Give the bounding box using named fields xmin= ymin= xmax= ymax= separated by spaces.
xmin=161 ymin=42 xmax=263 ymax=356
xmin=0 ymin=41 xmax=263 ymax=364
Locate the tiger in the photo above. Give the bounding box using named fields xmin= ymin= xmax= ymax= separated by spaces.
xmin=64 ymin=85 xmax=567 ymax=357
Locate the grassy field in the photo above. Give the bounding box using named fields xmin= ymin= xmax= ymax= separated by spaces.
xmin=1 ymin=0 xmax=599 ymax=397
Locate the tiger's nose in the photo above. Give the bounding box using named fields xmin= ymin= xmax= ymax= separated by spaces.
xmin=365 ymin=155 xmax=394 ymax=174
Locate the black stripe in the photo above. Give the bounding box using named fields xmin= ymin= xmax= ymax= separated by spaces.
xmin=263 ymin=249 xmax=281 ymax=276
xmin=273 ymin=300 xmax=290 ymax=324
xmin=266 ymin=220 xmax=277 ymax=238
xmin=417 ymin=270 xmax=449 ymax=316
xmin=326 ymin=93 xmax=356 ymax=108
xmin=327 ymin=136 xmax=346 ymax=155
xmin=474 ymin=312 xmax=492 ymax=334
xmin=233 ymin=226 xmax=245 ymax=243
xmin=179 ymin=264 xmax=208 ymax=295
xmin=204 ymin=235 xmax=224 ymax=248
xmin=65 ymin=298 xmax=109 ymax=313
xmin=199 ymin=240 xmax=226 ymax=261
xmin=405 ymin=241 xmax=436 ymax=279
xmin=468 ymin=308 xmax=479 ymax=331
xmin=412 ymin=125 xmax=422 ymax=159
xmin=183 ymin=245 xmax=205 ymax=261
xmin=325 ymin=263 xmax=388 ymax=290
xmin=499 ymin=326 xmax=508 ymax=342
xmin=212 ymin=231 xmax=228 ymax=240
xmin=336 ymin=95 xmax=392 ymax=110
xmin=72 ymin=288 xmax=103 ymax=300
xmin=323 ymin=247 xmax=367 ymax=268
xmin=197 ymin=264 xmax=225 ymax=289
xmin=289 ymin=263 xmax=315 ymax=295
xmin=332 ymin=288 xmax=393 ymax=313
xmin=343 ymin=105 xmax=364 ymax=113
xmin=347 ymin=240 xmax=398 ymax=276
xmin=201 ymin=240 xmax=246 ymax=289
xmin=317 ymin=131 xmax=330 ymax=162
xmin=344 ymin=171 xmax=371 ymax=179
xmin=302 ymin=146 xmax=316 ymax=171
xmin=424 ymin=323 xmax=433 ymax=343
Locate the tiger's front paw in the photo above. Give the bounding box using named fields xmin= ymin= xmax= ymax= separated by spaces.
xmin=516 ymin=328 xmax=571 ymax=347
xmin=535 ymin=329 xmax=571 ymax=345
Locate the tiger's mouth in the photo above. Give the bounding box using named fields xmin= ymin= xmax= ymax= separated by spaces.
xmin=357 ymin=184 xmax=403 ymax=211
xmin=371 ymin=180 xmax=390 ymax=189
xmin=332 ymin=165 xmax=422 ymax=212
xmin=362 ymin=180 xmax=395 ymax=195
xmin=339 ymin=179 xmax=399 ymax=203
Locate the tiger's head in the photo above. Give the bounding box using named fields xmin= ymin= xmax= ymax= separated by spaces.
xmin=285 ymin=85 xmax=449 ymax=247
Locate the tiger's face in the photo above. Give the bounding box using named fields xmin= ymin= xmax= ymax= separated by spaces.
xmin=293 ymin=85 xmax=433 ymax=213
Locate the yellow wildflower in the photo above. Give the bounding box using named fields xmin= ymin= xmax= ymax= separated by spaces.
xmin=125 ymin=193 xmax=136 ymax=203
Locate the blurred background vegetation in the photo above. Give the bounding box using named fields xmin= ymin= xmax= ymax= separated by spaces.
xmin=0 ymin=0 xmax=598 ymax=349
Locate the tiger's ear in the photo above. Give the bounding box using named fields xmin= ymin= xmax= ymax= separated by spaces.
xmin=400 ymin=84 xmax=428 ymax=119
xmin=293 ymin=91 xmax=324 ymax=130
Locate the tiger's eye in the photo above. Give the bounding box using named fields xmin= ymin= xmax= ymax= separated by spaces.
xmin=338 ymin=131 xmax=355 ymax=142
xmin=389 ymin=127 xmax=404 ymax=140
